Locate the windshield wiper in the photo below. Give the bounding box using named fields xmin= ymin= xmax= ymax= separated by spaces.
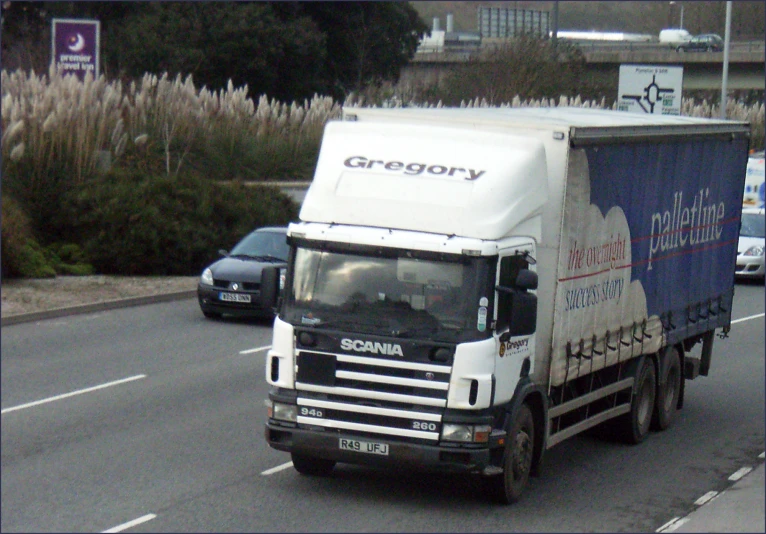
xmin=230 ymin=253 xmax=285 ymax=262
xmin=259 ymin=255 xmax=286 ymax=262
xmin=230 ymin=253 xmax=263 ymax=261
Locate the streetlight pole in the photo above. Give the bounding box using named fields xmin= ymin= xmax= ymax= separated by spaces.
xmin=669 ymin=1 xmax=675 ymax=28
xmin=669 ymin=1 xmax=685 ymax=29
xmin=721 ymin=1 xmax=732 ymax=119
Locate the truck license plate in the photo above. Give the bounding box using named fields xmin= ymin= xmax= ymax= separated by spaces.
xmin=339 ymin=438 xmax=389 ymax=456
xmin=219 ymin=292 xmax=251 ymax=303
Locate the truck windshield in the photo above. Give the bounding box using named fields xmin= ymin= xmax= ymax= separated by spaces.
xmin=282 ymin=246 xmax=494 ymax=343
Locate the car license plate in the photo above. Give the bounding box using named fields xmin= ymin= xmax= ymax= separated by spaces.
xmin=339 ymin=438 xmax=389 ymax=456
xmin=219 ymin=292 xmax=251 ymax=303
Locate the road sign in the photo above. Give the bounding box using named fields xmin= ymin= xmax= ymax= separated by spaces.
xmin=51 ymin=18 xmax=100 ymax=80
xmin=617 ymin=65 xmax=683 ymax=115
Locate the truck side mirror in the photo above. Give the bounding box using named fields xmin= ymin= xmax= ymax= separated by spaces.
xmin=515 ymin=269 xmax=538 ymax=290
xmin=260 ymin=266 xmax=280 ymax=310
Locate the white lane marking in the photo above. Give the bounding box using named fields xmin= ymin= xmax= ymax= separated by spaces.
xmin=660 ymin=517 xmax=690 ymax=532
xmin=730 ymin=312 xmax=765 ymax=325
xmin=728 ymin=466 xmax=753 ymax=481
xmin=694 ymin=490 xmax=719 ymax=506
xmin=656 ymin=517 xmax=690 ymax=533
xmin=240 ymin=345 xmax=272 ymax=355
xmin=658 ymin=456 xmax=765 ymax=532
xmin=261 ymin=461 xmax=293 ymax=475
xmin=1 ymin=375 xmax=146 ymax=414
xmin=102 ymin=513 xmax=156 ymax=533
xmin=656 ymin=517 xmax=680 ymax=532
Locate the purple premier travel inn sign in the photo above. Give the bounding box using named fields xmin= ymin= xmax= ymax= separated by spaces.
xmin=51 ymin=18 xmax=100 ymax=80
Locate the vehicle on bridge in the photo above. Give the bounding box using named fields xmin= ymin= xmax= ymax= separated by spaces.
xmin=264 ymin=107 xmax=751 ymax=504
xmin=677 ymin=33 xmax=724 ymax=53
xmin=659 ymin=28 xmax=692 ymax=46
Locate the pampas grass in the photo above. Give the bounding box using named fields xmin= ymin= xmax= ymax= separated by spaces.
xmin=1 ymin=66 xmax=762 ymax=196
xmin=1 ymin=67 xmax=342 ymax=186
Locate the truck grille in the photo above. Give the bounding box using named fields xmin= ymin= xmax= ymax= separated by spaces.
xmin=295 ymin=350 xmax=451 ymax=441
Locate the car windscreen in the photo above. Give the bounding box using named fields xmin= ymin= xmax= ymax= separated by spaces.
xmin=740 ymin=213 xmax=765 ymax=238
xmin=230 ymin=231 xmax=288 ymax=260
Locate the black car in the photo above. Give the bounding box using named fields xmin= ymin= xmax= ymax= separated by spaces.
xmin=197 ymin=227 xmax=288 ymax=319
xmin=676 ymin=34 xmax=724 ymax=53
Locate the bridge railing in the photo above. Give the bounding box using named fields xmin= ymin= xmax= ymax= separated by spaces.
xmin=415 ymin=40 xmax=765 ymax=58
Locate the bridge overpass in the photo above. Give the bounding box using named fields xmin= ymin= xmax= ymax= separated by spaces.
xmin=402 ymin=41 xmax=765 ymax=93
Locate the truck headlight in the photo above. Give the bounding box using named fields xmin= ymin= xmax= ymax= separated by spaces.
xmin=266 ymin=400 xmax=297 ymax=422
xmin=441 ymin=424 xmax=491 ymax=443
xmin=744 ymin=245 xmax=764 ymax=257
xmin=200 ymin=267 xmax=214 ymax=286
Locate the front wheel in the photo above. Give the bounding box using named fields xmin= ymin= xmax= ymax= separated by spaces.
xmin=291 ymin=453 xmax=335 ymax=476
xmin=485 ymin=403 xmax=535 ymax=504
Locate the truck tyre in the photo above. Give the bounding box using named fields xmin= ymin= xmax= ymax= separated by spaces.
xmin=617 ymin=357 xmax=656 ymax=444
xmin=291 ymin=453 xmax=335 ymax=476
xmin=652 ymin=347 xmax=681 ymax=431
xmin=485 ymin=403 xmax=535 ymax=504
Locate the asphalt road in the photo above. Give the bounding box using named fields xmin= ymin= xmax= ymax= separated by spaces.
xmin=1 ymin=282 xmax=763 ymax=533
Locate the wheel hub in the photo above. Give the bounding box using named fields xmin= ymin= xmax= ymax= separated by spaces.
xmin=512 ymin=430 xmax=533 ymax=476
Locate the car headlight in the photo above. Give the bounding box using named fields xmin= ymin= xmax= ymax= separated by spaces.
xmin=200 ymin=267 xmax=214 ymax=286
xmin=743 ymin=245 xmax=765 ymax=257
xmin=441 ymin=423 xmax=491 ymax=443
xmin=265 ymin=400 xmax=297 ymax=422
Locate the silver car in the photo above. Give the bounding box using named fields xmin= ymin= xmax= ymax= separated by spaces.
xmin=736 ymin=208 xmax=765 ymax=280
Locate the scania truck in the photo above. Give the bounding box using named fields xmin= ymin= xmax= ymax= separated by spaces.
xmin=263 ymin=107 xmax=750 ymax=503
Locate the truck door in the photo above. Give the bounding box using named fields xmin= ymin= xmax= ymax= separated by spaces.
xmin=492 ymin=246 xmax=536 ymax=405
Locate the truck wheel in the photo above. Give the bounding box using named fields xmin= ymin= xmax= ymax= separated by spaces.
xmin=291 ymin=453 xmax=335 ymax=476
xmin=652 ymin=347 xmax=681 ymax=431
xmin=485 ymin=403 xmax=535 ymax=504
xmin=617 ymin=357 xmax=656 ymax=444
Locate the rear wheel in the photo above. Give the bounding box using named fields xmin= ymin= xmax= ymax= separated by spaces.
xmin=291 ymin=453 xmax=335 ymax=476
xmin=616 ymin=357 xmax=656 ymax=444
xmin=485 ymin=403 xmax=535 ymax=504
xmin=652 ymin=347 xmax=681 ymax=431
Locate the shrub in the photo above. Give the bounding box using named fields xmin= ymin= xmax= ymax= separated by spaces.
xmin=1 ymin=195 xmax=46 ymax=278
xmin=63 ymin=169 xmax=300 ymax=275
xmin=46 ymin=243 xmax=95 ymax=276
xmin=14 ymin=241 xmax=57 ymax=279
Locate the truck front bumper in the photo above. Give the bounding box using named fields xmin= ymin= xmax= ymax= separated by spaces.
xmin=265 ymin=422 xmax=497 ymax=474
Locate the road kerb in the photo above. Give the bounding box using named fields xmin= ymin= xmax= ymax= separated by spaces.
xmin=0 ymin=290 xmax=197 ymax=327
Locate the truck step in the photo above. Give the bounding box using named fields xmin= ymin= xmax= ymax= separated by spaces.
xmin=482 ymin=466 xmax=504 ymax=476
